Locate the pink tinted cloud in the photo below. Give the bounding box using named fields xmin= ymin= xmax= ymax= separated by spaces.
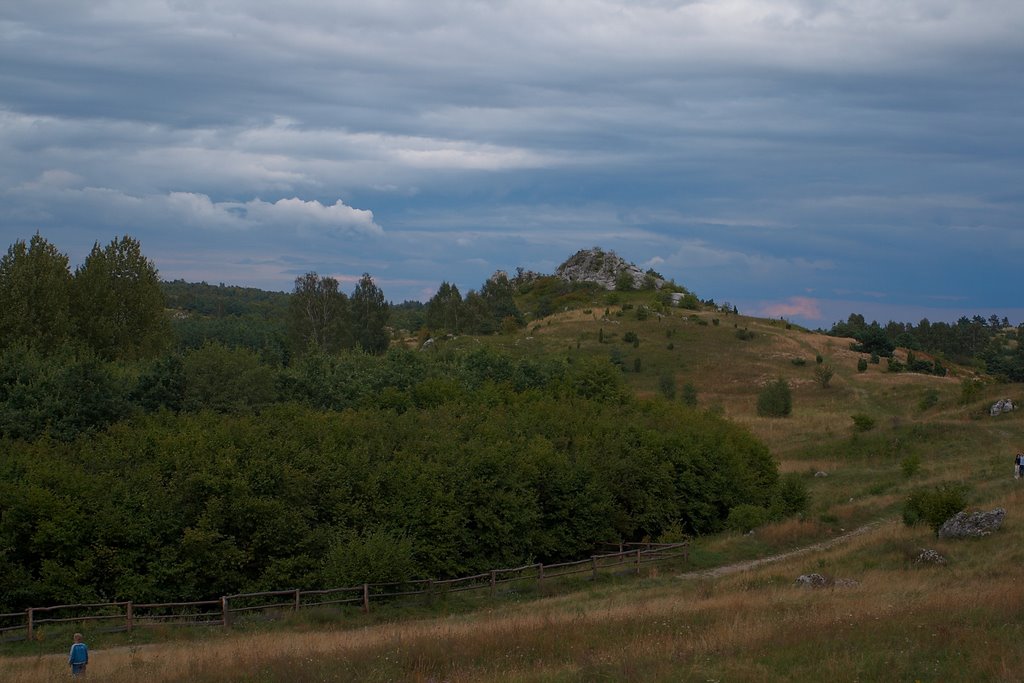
xmin=760 ymin=296 xmax=823 ymax=320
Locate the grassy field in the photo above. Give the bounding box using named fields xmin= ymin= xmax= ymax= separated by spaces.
xmin=6 ymin=297 xmax=1023 ymax=681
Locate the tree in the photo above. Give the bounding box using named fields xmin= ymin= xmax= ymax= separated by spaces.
xmin=814 ymin=363 xmax=835 ymax=388
xmin=351 ymin=273 xmax=390 ymax=354
xmin=756 ymin=378 xmax=792 ymax=417
xmin=480 ymin=271 xmax=522 ymax=332
xmin=71 ymin=235 xmax=169 ymax=360
xmin=288 ymin=272 xmax=351 ymax=354
xmin=0 ymin=233 xmax=73 ymax=352
xmin=425 ymin=282 xmax=463 ymax=333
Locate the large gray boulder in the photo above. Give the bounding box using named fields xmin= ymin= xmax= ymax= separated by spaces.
xmin=555 ymin=248 xmax=661 ymax=291
xmin=937 ymin=508 xmax=1005 ymax=539
xmin=990 ymin=398 xmax=1015 ymax=416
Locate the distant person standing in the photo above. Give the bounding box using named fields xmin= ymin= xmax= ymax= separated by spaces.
xmin=1016 ymin=452 xmax=1024 ymax=480
xmin=68 ymin=632 xmax=88 ymax=677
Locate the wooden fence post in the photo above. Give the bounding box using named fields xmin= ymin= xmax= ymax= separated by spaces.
xmin=126 ymin=602 xmax=134 ymax=632
xmin=591 ymin=556 xmax=597 ymax=580
xmin=426 ymin=579 xmax=434 ymax=605
xmin=489 ymin=570 xmax=497 ymax=598
xmin=26 ymin=608 xmax=33 ymax=642
xmin=537 ymin=563 xmax=544 ymax=583
xmin=221 ymin=596 xmax=231 ymax=628
xmin=635 ymin=549 xmax=642 ymax=576
xmin=294 ymin=589 xmax=301 ymax=612
xmin=362 ymin=584 xmax=370 ymax=613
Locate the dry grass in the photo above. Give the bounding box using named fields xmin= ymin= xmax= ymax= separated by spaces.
xmin=9 ymin=518 xmax=1023 ymax=682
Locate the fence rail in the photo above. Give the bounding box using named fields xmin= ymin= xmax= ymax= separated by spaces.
xmin=0 ymin=541 xmax=687 ymax=644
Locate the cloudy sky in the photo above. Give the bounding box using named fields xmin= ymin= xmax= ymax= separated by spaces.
xmin=2 ymin=0 xmax=1022 ymax=327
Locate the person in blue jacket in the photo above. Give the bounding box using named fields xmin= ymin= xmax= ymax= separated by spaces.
xmin=68 ymin=632 xmax=88 ymax=677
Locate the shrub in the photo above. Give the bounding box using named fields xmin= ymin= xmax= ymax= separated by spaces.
xmin=658 ymin=373 xmax=676 ymax=399
xmin=870 ymin=351 xmax=880 ymax=364
xmin=770 ymin=473 xmax=810 ymax=519
xmin=735 ymin=328 xmax=755 ymax=341
xmin=901 ymin=453 xmax=921 ymax=478
xmin=623 ymin=331 xmax=638 ymax=344
xmin=633 ymin=357 xmax=642 ymax=373
xmin=757 ymin=378 xmax=792 ymax=417
xmin=857 ymin=357 xmax=868 ymax=372
xmin=726 ymin=504 xmax=770 ymax=533
xmin=791 ymin=357 xmax=807 ymax=366
xmin=850 ymin=413 xmax=875 ymax=431
xmin=815 ymin=354 xmax=823 ymax=364
xmin=902 ymin=483 xmax=969 ymax=534
xmin=666 ymin=342 xmax=675 ymax=351
xmin=918 ymin=388 xmax=939 ymax=412
xmin=814 ymin=363 xmax=834 ymax=388
xmin=681 ymin=382 xmax=698 ymax=407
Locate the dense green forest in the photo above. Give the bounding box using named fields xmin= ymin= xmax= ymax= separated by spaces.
xmin=0 ymin=233 xmax=798 ymax=611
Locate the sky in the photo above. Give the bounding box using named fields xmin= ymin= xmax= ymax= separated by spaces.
xmin=2 ymin=0 xmax=1022 ymax=328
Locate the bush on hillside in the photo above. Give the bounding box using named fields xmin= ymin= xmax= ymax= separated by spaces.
xmin=726 ymin=504 xmax=770 ymax=533
xmin=756 ymin=378 xmax=792 ymax=417
xmin=902 ymin=483 xmax=969 ymax=534
xmin=851 ymin=414 xmax=875 ymax=432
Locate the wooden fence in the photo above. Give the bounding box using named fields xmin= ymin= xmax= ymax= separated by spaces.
xmin=0 ymin=541 xmax=687 ymax=643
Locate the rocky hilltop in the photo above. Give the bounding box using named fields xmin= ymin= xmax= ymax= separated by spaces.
xmin=553 ymin=247 xmax=662 ymax=290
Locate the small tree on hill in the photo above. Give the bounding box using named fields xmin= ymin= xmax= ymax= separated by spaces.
xmin=757 ymin=377 xmax=792 ymax=417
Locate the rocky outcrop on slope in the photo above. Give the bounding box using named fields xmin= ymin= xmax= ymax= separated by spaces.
xmin=937 ymin=508 xmax=1005 ymax=539
xmin=554 ymin=248 xmax=663 ymax=291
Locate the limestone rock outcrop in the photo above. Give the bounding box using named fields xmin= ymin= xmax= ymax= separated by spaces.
xmin=554 ymin=248 xmax=662 ymax=291
xmin=937 ymin=508 xmax=1005 ymax=539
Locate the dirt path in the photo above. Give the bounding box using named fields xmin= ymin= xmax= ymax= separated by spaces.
xmin=676 ymin=518 xmax=893 ymax=580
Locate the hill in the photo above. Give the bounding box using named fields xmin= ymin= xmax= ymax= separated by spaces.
xmin=5 ymin=290 xmax=1023 ymax=681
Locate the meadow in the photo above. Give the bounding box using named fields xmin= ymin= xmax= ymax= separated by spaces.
xmin=5 ymin=298 xmax=1022 ymax=681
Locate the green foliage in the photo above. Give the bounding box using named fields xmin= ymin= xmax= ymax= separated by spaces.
xmin=623 ymin=331 xmax=638 ymax=344
xmin=658 ymin=373 xmax=676 ymax=399
xmin=903 ymin=483 xmax=969 ymax=533
xmin=726 ymin=505 xmax=769 ymax=533
xmin=0 ymin=373 xmax=779 ymax=610
xmin=756 ymin=378 xmax=792 ymax=417
xmin=791 ymin=357 xmax=807 ymax=366
xmin=857 ymin=357 xmax=868 ymax=372
xmin=918 ymin=388 xmax=939 ymax=412
xmin=351 ymin=273 xmax=390 ymax=354
xmin=615 ymin=270 xmax=634 ymax=291
xmin=960 ymin=377 xmax=984 ymax=406
xmin=680 ymin=382 xmax=698 ymax=407
xmin=735 ymin=328 xmax=755 ymax=341
xmin=813 ymin=363 xmax=834 ymax=388
xmin=322 ymin=529 xmax=418 ymax=586
xmin=182 ymin=342 xmax=278 ymax=413
xmin=900 ymin=453 xmax=922 ymax=478
xmin=425 ymin=281 xmax=463 ymax=334
xmin=288 ymin=272 xmax=352 ymax=355
xmin=850 ymin=414 xmax=876 ymax=432
xmin=71 ymin=235 xmax=170 ymax=360
xmin=0 ymin=233 xmax=73 ymax=353
xmin=633 ymin=357 xmax=642 ymax=372
xmin=770 ymin=473 xmax=810 ymax=519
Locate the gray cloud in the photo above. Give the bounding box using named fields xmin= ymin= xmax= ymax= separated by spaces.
xmin=1 ymin=0 xmax=1023 ymax=323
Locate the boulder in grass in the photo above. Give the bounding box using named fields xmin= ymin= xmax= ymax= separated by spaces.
xmin=795 ymin=573 xmax=829 ymax=588
xmin=914 ymin=548 xmax=947 ymax=565
xmin=937 ymin=508 xmax=1005 ymax=539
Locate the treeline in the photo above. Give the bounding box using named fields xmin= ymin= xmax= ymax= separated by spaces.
xmin=827 ymin=313 xmax=1024 ymax=381
xmin=0 ymin=233 xmax=168 ymax=360
xmin=0 ymin=348 xmax=802 ymax=610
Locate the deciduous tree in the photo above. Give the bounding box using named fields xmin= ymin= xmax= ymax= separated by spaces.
xmin=71 ymin=235 xmax=169 ymax=360
xmin=350 ymin=273 xmax=390 ymax=354
xmin=0 ymin=233 xmax=73 ymax=352
xmin=288 ymin=272 xmax=351 ymax=354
